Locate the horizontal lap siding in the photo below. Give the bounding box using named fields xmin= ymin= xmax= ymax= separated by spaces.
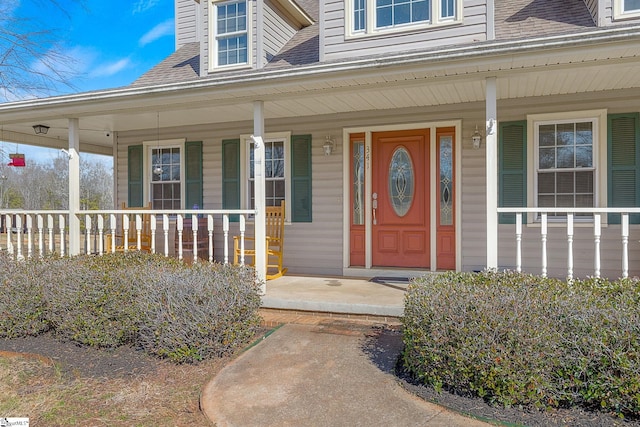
xmin=463 ymin=93 xmax=640 ymax=279
xmin=263 ymin=0 xmax=298 ymax=64
xmin=176 ymin=0 xmax=198 ymax=49
xmin=323 ymin=0 xmax=486 ymax=61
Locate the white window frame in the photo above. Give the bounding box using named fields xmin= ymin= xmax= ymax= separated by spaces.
xmin=209 ymin=0 xmax=253 ymax=71
xmin=526 ymin=110 xmax=608 ymax=224
xmin=240 ymin=132 xmax=292 ymax=221
xmin=142 ymin=138 xmax=187 ymax=209
xmin=614 ymin=0 xmax=640 ymax=20
xmin=345 ymin=0 xmax=462 ymax=38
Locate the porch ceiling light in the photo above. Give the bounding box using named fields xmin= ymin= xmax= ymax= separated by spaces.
xmin=323 ymin=136 xmax=334 ymax=156
xmin=471 ymin=126 xmax=482 ymax=150
xmin=33 ymin=124 xmax=49 ymax=135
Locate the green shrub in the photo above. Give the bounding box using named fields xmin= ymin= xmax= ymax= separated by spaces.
xmin=402 ymin=271 xmax=640 ymax=418
xmin=43 ymin=253 xmax=167 ymax=348
xmin=136 ymin=263 xmax=262 ymax=363
xmin=0 ymin=253 xmax=52 ymax=338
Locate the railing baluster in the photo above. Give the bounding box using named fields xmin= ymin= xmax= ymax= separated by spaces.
xmin=567 ymin=213 xmax=574 ymax=281
xmin=122 ymin=215 xmax=129 ymax=252
xmin=594 ymin=213 xmax=601 ymax=278
xmin=98 ymin=215 xmax=105 ymax=255
xmin=223 ymin=214 xmax=230 ymax=264
xmin=540 ymin=213 xmax=547 ymax=278
xmin=16 ymin=215 xmax=23 ymax=260
xmin=622 ymin=213 xmax=629 ymax=279
xmin=177 ymin=214 xmax=184 ymax=261
xmin=239 ymin=215 xmax=246 ymax=265
xmin=163 ymin=214 xmax=169 ymax=257
xmin=208 ymin=214 xmax=214 ymax=263
xmin=6 ymin=215 xmax=13 ymax=255
xmin=26 ymin=215 xmax=33 ymax=259
xmin=59 ymin=214 xmax=66 ymax=256
xmin=192 ymin=213 xmax=199 ymax=263
xmin=150 ymin=215 xmax=157 ymax=254
xmin=85 ymin=215 xmax=92 ymax=254
xmin=515 ymin=213 xmax=522 ymax=273
xmin=37 ymin=214 xmax=44 ymax=258
xmin=47 ymin=214 xmax=54 ymax=254
xmin=135 ymin=214 xmax=142 ymax=251
xmin=109 ymin=214 xmax=117 ymax=254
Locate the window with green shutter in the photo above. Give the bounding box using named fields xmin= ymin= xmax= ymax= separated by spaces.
xmin=291 ymin=134 xmax=312 ymax=222
xmin=608 ymin=113 xmax=640 ymax=224
xmin=185 ymin=141 xmax=203 ymax=210
xmin=498 ymin=121 xmax=527 ymax=224
xmin=222 ymin=139 xmax=241 ymax=221
xmin=128 ymin=145 xmax=144 ymax=207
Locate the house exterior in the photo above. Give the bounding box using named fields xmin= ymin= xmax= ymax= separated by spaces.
xmin=1 ymin=0 xmax=640 ymax=281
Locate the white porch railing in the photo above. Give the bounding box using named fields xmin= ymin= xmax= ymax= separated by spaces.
xmin=0 ymin=209 xmax=255 ymax=265
xmin=497 ymin=208 xmax=640 ymax=280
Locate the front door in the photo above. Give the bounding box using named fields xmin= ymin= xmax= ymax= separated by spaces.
xmin=372 ymin=129 xmax=430 ymax=268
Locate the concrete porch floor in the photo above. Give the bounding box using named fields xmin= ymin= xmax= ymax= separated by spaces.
xmin=261 ymin=275 xmax=408 ymax=322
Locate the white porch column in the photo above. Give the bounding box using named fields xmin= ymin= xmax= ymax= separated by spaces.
xmin=68 ymin=118 xmax=81 ymax=256
xmin=485 ymin=77 xmax=498 ymax=269
xmin=253 ymin=101 xmax=267 ymax=292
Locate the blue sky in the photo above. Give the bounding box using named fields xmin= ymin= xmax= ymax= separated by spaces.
xmin=4 ymin=0 xmax=176 ymax=164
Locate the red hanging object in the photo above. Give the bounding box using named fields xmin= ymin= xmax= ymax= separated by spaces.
xmin=8 ymin=153 xmax=25 ymax=167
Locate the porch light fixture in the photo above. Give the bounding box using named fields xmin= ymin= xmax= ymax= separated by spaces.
xmin=471 ymin=126 xmax=482 ymax=150
xmin=323 ymin=136 xmax=334 ymax=156
xmin=33 ymin=124 xmax=49 ymax=135
xmin=153 ymin=112 xmax=163 ymax=176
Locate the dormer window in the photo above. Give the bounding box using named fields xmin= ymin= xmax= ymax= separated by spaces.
xmin=211 ymin=0 xmax=251 ymax=69
xmin=346 ymin=0 xmax=461 ymax=38
xmin=614 ymin=0 xmax=640 ymax=19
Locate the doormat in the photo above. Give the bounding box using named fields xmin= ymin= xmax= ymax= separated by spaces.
xmin=369 ymin=276 xmax=410 ymax=291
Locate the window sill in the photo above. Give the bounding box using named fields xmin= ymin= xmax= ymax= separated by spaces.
xmin=344 ymin=19 xmax=462 ymax=41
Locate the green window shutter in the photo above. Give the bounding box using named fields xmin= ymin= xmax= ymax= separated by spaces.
xmin=290 ymin=134 xmax=312 ymax=222
xmin=222 ymin=139 xmax=241 ymax=221
xmin=128 ymin=145 xmax=144 ymax=207
xmin=185 ymin=141 xmax=203 ymax=210
xmin=498 ymin=121 xmax=527 ymax=224
xmin=608 ymin=113 xmax=640 ymax=224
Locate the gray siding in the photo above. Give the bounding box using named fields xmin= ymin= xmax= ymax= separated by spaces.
xmin=115 ymin=91 xmax=640 ymax=279
xmin=176 ymin=0 xmax=198 ymax=49
xmin=322 ymin=0 xmax=486 ymax=61
xmin=263 ymin=0 xmax=298 ymax=65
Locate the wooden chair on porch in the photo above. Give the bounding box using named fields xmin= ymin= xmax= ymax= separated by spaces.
xmin=233 ymin=200 xmax=287 ymax=280
xmin=105 ymin=202 xmax=152 ymax=253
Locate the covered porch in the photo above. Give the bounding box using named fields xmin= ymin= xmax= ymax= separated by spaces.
xmin=1 ymin=27 xmax=640 ymax=285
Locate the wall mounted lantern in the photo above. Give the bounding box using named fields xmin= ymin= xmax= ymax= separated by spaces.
xmin=33 ymin=124 xmax=49 ymax=135
xmin=471 ymin=126 xmax=482 ymax=150
xmin=323 ymin=136 xmax=335 ymax=156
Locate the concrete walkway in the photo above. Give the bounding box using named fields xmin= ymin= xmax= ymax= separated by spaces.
xmin=201 ymin=320 xmax=490 ymax=427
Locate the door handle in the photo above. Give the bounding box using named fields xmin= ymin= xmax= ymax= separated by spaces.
xmin=372 ymin=192 xmax=378 ymax=225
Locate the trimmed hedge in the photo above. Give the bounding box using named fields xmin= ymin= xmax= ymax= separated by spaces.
xmin=402 ymin=271 xmax=640 ymax=418
xmin=0 ymin=252 xmax=262 ymax=363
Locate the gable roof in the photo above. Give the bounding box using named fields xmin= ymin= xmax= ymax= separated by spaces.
xmin=496 ymin=0 xmax=596 ymax=40
xmin=132 ymin=0 xmax=612 ymax=88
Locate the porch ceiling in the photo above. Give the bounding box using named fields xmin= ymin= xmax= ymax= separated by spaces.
xmin=1 ymin=29 xmax=640 ymax=155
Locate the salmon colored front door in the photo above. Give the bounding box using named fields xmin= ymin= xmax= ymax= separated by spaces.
xmin=372 ymin=129 xmax=430 ymax=268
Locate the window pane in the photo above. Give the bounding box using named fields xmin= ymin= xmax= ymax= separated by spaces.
xmin=556 ymin=123 xmax=574 ymax=146
xmin=352 ymin=141 xmax=365 ymax=225
xmin=556 ymin=172 xmax=574 ymax=194
xmin=624 ymin=0 xmax=640 ymax=11
xmin=376 ymin=5 xmax=392 ymax=26
xmin=575 ymin=171 xmax=593 ymax=193
xmin=538 ymin=195 xmax=555 ymax=207
xmin=538 ymin=173 xmax=555 ymax=194
xmin=539 ymin=147 xmax=555 ymax=169
xmin=539 ymin=125 xmax=555 ymax=146
xmin=576 ymin=122 xmax=592 ymax=145
xmin=395 ymin=3 xmax=411 ymax=24
xmin=556 ymin=146 xmax=574 ymax=168
xmin=576 ymin=146 xmax=592 ymax=168
xmin=441 ymin=0 xmax=454 ymax=17
xmin=556 ymin=195 xmax=574 ymax=208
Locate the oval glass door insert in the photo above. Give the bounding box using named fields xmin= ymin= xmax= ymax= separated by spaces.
xmin=388 ymin=147 xmax=414 ymax=217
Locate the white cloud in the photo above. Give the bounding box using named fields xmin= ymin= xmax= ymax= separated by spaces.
xmin=132 ymin=0 xmax=160 ymax=14
xmin=89 ymin=58 xmax=132 ymax=78
xmin=138 ymin=19 xmax=174 ymax=47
